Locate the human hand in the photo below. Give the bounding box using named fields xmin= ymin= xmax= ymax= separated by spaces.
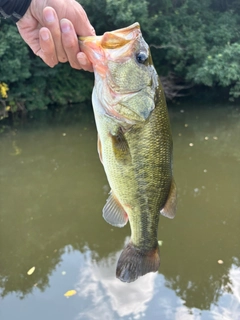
xmin=16 ymin=0 xmax=95 ymax=71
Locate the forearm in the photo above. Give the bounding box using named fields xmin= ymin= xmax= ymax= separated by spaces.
xmin=0 ymin=0 xmax=32 ymax=22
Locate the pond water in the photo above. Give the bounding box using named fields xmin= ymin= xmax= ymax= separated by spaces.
xmin=0 ymin=103 xmax=240 ymax=320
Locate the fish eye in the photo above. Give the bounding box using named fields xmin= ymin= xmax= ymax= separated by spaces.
xmin=136 ymin=52 xmax=148 ymax=64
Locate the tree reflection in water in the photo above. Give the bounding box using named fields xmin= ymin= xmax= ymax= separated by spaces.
xmin=0 ymin=104 xmax=240 ymax=319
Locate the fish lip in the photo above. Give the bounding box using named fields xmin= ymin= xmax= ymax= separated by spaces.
xmin=79 ymin=22 xmax=140 ymax=42
xmin=108 ymin=22 xmax=140 ymax=35
xmin=79 ymin=23 xmax=141 ymax=65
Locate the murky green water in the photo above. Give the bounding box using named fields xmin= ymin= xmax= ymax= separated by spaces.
xmin=0 ymin=103 xmax=240 ymax=320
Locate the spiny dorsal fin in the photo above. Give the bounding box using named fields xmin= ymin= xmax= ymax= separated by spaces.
xmin=160 ymin=179 xmax=177 ymax=219
xmin=103 ymin=191 xmax=128 ymax=227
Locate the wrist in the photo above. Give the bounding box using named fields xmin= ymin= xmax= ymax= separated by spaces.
xmin=0 ymin=0 xmax=32 ymax=22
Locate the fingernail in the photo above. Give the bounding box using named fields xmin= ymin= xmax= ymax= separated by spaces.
xmin=41 ymin=30 xmax=49 ymax=41
xmin=44 ymin=9 xmax=55 ymax=23
xmin=77 ymin=53 xmax=87 ymax=65
xmin=79 ymin=58 xmax=87 ymax=66
xmin=90 ymin=26 xmax=96 ymax=35
xmin=60 ymin=19 xmax=71 ymax=34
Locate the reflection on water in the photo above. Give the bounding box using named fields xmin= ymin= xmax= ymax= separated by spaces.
xmin=0 ymin=104 xmax=240 ymax=319
xmin=76 ymin=241 xmax=157 ymax=319
xmin=210 ymin=263 xmax=240 ymax=320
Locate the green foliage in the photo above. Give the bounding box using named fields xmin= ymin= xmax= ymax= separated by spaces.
xmin=10 ymin=59 xmax=93 ymax=111
xmin=193 ymin=43 xmax=240 ymax=99
xmin=1 ymin=0 xmax=240 ymax=119
xmin=0 ymin=21 xmax=30 ymax=82
xmin=80 ymin=0 xmax=240 ymax=100
xmin=80 ymin=0 xmax=149 ymax=33
xmin=0 ymin=18 xmax=92 ymax=118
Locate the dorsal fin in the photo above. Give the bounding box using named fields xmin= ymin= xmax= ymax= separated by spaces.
xmin=160 ymin=179 xmax=177 ymax=219
xmin=103 ymin=191 xmax=128 ymax=227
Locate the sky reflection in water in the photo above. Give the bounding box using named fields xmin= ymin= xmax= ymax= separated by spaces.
xmin=1 ymin=246 xmax=240 ymax=320
xmin=0 ymin=104 xmax=240 ymax=319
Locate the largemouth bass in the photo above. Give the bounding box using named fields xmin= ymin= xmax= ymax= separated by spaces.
xmin=79 ymin=23 xmax=177 ymax=283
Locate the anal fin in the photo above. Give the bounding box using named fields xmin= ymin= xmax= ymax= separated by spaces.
xmin=103 ymin=191 xmax=128 ymax=227
xmin=160 ymin=179 xmax=177 ymax=219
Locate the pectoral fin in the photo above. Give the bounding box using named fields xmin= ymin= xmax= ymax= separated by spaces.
xmin=160 ymin=179 xmax=177 ymax=219
xmin=110 ymin=128 xmax=129 ymax=153
xmin=103 ymin=191 xmax=128 ymax=227
xmin=110 ymin=128 xmax=131 ymax=163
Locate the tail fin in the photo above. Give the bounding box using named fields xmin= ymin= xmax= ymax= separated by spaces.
xmin=116 ymin=242 xmax=160 ymax=283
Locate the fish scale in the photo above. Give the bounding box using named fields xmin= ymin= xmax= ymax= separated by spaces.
xmin=79 ymin=22 xmax=177 ymax=282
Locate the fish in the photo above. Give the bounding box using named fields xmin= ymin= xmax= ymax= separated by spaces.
xmin=79 ymin=22 xmax=177 ymax=283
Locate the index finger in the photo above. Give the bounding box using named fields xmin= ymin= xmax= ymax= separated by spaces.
xmin=60 ymin=19 xmax=93 ymax=71
xmin=65 ymin=4 xmax=95 ymax=37
xmin=60 ymin=18 xmax=84 ymax=69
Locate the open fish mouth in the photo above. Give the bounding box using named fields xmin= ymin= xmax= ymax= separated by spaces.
xmin=79 ymin=23 xmax=142 ymax=78
xmin=79 ymin=22 xmax=140 ymax=44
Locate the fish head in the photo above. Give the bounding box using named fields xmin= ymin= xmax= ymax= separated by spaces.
xmin=79 ymin=23 xmax=159 ymax=124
